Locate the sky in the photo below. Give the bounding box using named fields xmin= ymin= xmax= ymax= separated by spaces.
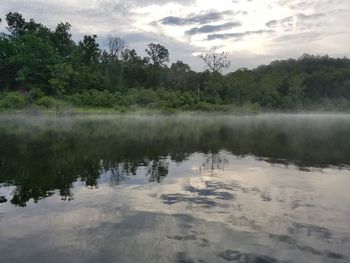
xmin=1 ymin=0 xmax=350 ymax=71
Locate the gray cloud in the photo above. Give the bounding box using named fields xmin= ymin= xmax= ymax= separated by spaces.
xmin=296 ymin=13 xmax=326 ymax=20
xmin=272 ymin=30 xmax=343 ymax=45
xmin=115 ymin=31 xmax=201 ymax=67
xmin=1 ymin=0 xmax=350 ymax=71
xmin=266 ymin=13 xmax=326 ymax=31
xmin=278 ymin=0 xmax=335 ymax=10
xmin=295 ymin=13 xmax=327 ymax=30
xmin=207 ymin=29 xmax=274 ymax=40
xmin=266 ymin=20 xmax=278 ymax=28
xmin=273 ymin=32 xmax=322 ymax=42
xmin=266 ymin=16 xmax=293 ymax=28
xmin=185 ymin=22 xmax=241 ymax=35
xmin=159 ymin=11 xmax=234 ymax=26
xmin=97 ymin=0 xmax=194 ymax=12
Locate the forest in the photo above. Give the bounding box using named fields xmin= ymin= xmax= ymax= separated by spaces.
xmin=1 ymin=12 xmax=350 ymax=112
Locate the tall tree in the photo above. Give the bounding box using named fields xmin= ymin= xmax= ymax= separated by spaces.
xmin=52 ymin=22 xmax=75 ymax=60
xmin=10 ymin=34 xmax=59 ymax=93
xmin=78 ymin=35 xmax=100 ymax=65
xmin=145 ymin=43 xmax=169 ymax=87
xmin=145 ymin=43 xmax=169 ymax=67
xmin=121 ymin=49 xmax=148 ymax=88
xmin=5 ymin=12 xmax=26 ymax=36
xmin=0 ymin=35 xmax=17 ymax=91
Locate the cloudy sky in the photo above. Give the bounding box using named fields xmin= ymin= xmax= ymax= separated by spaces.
xmin=1 ymin=0 xmax=350 ymax=71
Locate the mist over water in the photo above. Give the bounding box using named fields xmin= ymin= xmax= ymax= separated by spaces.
xmin=0 ymin=114 xmax=350 ymax=263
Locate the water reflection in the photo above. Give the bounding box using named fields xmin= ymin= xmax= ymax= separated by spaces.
xmin=0 ymin=114 xmax=350 ymax=263
xmin=1 ymin=114 xmax=350 ymax=206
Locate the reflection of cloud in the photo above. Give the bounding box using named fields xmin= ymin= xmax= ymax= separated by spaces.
xmin=1 ymin=145 xmax=350 ymax=263
xmin=218 ymin=250 xmax=282 ymax=262
xmin=161 ymin=193 xmax=221 ymax=207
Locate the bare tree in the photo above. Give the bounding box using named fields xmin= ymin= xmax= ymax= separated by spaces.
xmin=199 ymin=47 xmax=231 ymax=73
xmin=107 ymin=35 xmax=126 ymax=58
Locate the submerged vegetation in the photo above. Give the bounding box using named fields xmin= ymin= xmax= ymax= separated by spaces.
xmin=1 ymin=12 xmax=350 ymax=112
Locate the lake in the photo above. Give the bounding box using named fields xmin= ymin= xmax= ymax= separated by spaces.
xmin=0 ymin=114 xmax=350 ymax=263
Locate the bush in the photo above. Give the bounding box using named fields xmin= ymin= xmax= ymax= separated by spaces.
xmin=133 ymin=89 xmax=157 ymax=105
xmin=242 ymin=101 xmax=261 ymax=113
xmin=29 ymin=87 xmax=45 ymax=101
xmin=35 ymin=96 xmax=58 ymax=108
xmin=66 ymin=90 xmax=116 ymax=107
xmin=0 ymin=92 xmax=28 ymax=110
xmin=306 ymin=98 xmax=350 ymax=112
xmin=193 ymin=102 xmax=215 ymax=111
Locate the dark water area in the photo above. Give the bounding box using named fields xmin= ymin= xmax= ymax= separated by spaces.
xmin=0 ymin=114 xmax=350 ymax=263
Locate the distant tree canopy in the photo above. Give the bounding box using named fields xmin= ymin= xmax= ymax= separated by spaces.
xmin=1 ymin=12 xmax=350 ymax=111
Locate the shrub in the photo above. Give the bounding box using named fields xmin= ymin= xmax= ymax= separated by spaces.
xmin=0 ymin=92 xmax=28 ymax=110
xmin=133 ymin=89 xmax=157 ymax=105
xmin=193 ymin=102 xmax=215 ymax=111
xmin=66 ymin=90 xmax=116 ymax=107
xmin=29 ymin=87 xmax=45 ymax=101
xmin=242 ymin=101 xmax=261 ymax=113
xmin=35 ymin=96 xmax=58 ymax=108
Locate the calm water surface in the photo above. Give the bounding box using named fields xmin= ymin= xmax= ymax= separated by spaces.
xmin=0 ymin=114 xmax=350 ymax=263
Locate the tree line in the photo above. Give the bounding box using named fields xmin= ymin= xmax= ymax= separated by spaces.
xmin=1 ymin=12 xmax=350 ymax=112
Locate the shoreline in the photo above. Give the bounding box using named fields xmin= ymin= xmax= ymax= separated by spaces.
xmin=1 ymin=108 xmax=350 ymax=118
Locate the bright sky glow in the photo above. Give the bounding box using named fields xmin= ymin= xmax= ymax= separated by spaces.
xmin=1 ymin=0 xmax=350 ymax=70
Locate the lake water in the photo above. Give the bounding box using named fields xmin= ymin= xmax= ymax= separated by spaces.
xmin=0 ymin=114 xmax=350 ymax=263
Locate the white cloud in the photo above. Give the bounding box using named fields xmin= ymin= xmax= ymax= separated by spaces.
xmin=0 ymin=0 xmax=350 ymax=70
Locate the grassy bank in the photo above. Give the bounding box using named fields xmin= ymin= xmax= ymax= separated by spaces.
xmin=1 ymin=90 xmax=350 ymax=116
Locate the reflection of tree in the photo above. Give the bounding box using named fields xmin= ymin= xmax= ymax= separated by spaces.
xmin=109 ymin=163 xmax=128 ymax=186
xmin=59 ymin=187 xmax=73 ymax=201
xmin=108 ymin=159 xmax=169 ymax=185
xmin=81 ymin=160 xmax=101 ymax=189
xmin=108 ymin=162 xmax=139 ymax=185
xmin=58 ymin=171 xmax=74 ymax=201
xmin=122 ymin=162 xmax=138 ymax=176
xmin=11 ymin=186 xmax=54 ymax=207
xmin=146 ymin=159 xmax=169 ymax=183
xmin=199 ymin=152 xmax=228 ymax=175
xmin=1 ymin=116 xmax=350 ymax=206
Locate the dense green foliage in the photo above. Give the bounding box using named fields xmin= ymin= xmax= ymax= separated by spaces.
xmin=1 ymin=12 xmax=350 ymax=111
